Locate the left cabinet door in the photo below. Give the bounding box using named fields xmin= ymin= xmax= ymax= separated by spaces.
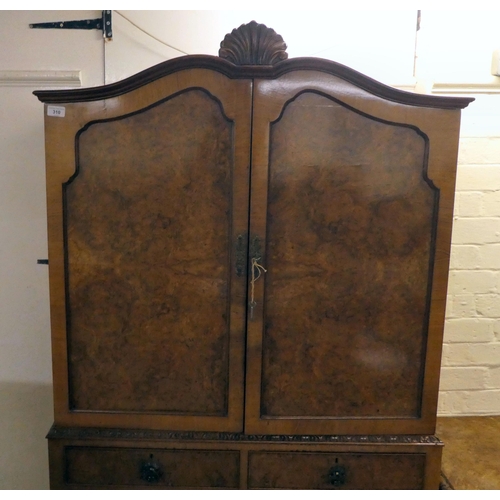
xmin=43 ymin=68 xmax=252 ymax=432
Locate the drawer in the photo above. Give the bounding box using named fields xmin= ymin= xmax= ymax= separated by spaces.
xmin=64 ymin=446 xmax=240 ymax=488
xmin=248 ymin=451 xmax=426 ymax=489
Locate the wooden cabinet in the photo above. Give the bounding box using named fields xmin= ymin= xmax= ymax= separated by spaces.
xmin=35 ymin=22 xmax=473 ymax=489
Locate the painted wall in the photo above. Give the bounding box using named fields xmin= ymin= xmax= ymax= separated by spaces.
xmin=0 ymin=10 xmax=104 ymax=489
xmin=414 ymin=12 xmax=500 ymax=415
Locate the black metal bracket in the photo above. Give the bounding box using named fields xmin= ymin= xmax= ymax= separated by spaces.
xmin=250 ymin=235 xmax=262 ymax=261
xmin=30 ymin=10 xmax=112 ymax=40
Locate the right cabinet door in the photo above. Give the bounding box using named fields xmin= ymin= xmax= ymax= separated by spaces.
xmin=245 ymin=71 xmax=461 ymax=435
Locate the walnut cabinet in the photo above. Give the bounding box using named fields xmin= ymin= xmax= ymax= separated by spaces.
xmin=35 ymin=22 xmax=473 ymax=489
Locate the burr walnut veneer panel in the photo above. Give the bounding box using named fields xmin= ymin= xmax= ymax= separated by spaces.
xmin=261 ymin=92 xmax=436 ymax=419
xmin=67 ymin=90 xmax=233 ymax=414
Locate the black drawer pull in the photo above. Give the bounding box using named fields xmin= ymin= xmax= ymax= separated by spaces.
xmin=140 ymin=462 xmax=162 ymax=483
xmin=328 ymin=465 xmax=346 ymax=487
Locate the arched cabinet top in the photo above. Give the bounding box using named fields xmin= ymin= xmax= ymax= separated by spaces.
xmin=34 ymin=21 xmax=474 ymax=110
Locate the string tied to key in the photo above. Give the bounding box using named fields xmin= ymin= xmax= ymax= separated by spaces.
xmin=250 ymin=257 xmax=267 ymax=320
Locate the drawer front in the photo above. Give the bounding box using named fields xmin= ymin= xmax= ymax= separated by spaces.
xmin=248 ymin=451 xmax=426 ymax=489
xmin=64 ymin=446 xmax=240 ymax=488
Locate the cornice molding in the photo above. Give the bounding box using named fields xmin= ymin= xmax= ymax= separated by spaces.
xmin=0 ymin=70 xmax=81 ymax=87
xmin=33 ymin=56 xmax=474 ymax=110
xmin=431 ymin=79 xmax=500 ymax=95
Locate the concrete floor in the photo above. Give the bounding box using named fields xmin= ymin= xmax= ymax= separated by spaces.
xmin=436 ymin=416 xmax=500 ymax=490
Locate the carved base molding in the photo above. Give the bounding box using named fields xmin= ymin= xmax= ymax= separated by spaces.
xmin=47 ymin=425 xmax=441 ymax=445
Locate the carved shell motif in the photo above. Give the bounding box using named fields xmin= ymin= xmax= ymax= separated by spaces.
xmin=219 ymin=21 xmax=288 ymax=65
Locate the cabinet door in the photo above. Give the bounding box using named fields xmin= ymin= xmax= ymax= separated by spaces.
xmin=45 ymin=69 xmax=252 ymax=432
xmin=245 ymin=71 xmax=460 ymax=435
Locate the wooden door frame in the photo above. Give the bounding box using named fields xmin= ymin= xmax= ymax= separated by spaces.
xmin=244 ymin=70 xmax=466 ymax=436
xmin=39 ymin=67 xmax=252 ymax=432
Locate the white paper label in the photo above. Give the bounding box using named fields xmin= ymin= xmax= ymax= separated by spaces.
xmin=47 ymin=105 xmax=66 ymax=118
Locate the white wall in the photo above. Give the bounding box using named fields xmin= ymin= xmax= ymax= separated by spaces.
xmin=0 ymin=10 xmax=104 ymax=489
xmin=106 ymin=10 xmax=418 ymax=84
xmin=415 ymin=11 xmax=500 ymax=415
